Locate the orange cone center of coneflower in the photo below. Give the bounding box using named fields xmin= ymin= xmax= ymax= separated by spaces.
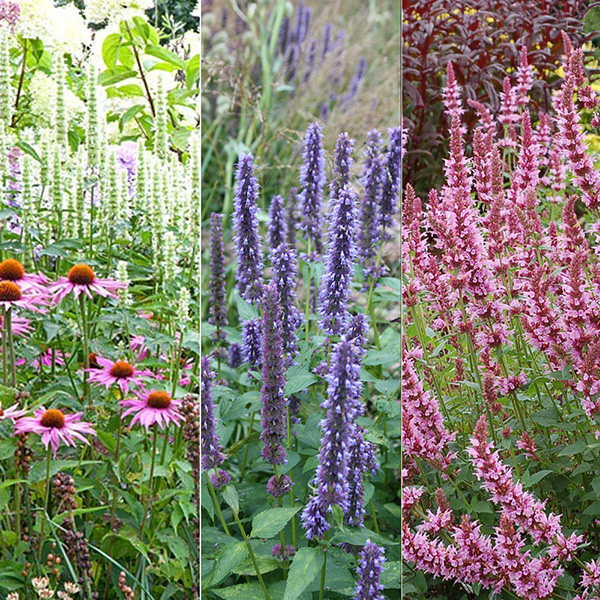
xmin=0 ymin=259 xmax=25 ymax=281
xmin=0 ymin=281 xmax=22 ymax=302
xmin=109 ymin=361 xmax=134 ymax=378
xmin=40 ymin=409 xmax=65 ymax=428
xmin=88 ymin=352 xmax=99 ymax=368
xmin=147 ymin=391 xmax=171 ymax=409
xmin=68 ymin=264 xmax=96 ymax=285
xmin=0 ymin=408 xmax=4 ymax=417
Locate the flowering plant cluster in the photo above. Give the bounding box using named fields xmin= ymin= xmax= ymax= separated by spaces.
xmin=201 ymin=97 xmax=400 ymax=600
xmin=402 ymin=30 xmax=600 ymax=599
xmin=0 ymin=2 xmax=199 ymax=598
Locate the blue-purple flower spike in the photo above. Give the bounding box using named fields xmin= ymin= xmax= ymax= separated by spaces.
xmin=358 ymin=131 xmax=385 ymax=278
xmin=272 ymin=243 xmax=303 ymax=364
xmin=242 ymin=318 xmax=262 ymax=370
xmin=301 ymin=337 xmax=363 ymax=539
xmin=345 ymin=426 xmax=377 ymax=527
xmin=299 ymin=122 xmax=326 ymax=255
xmin=209 ymin=213 xmax=228 ymax=341
xmin=331 ymin=132 xmax=355 ymax=201
xmin=233 ymin=154 xmax=264 ymax=302
xmin=268 ymin=194 xmax=288 ymax=254
xmin=318 ymin=183 xmax=358 ymax=335
xmin=228 ymin=343 xmax=243 ymax=369
xmin=200 ymin=357 xmax=228 ymax=473
xmin=355 ymin=540 xmax=386 ymax=600
xmin=260 ymin=286 xmax=288 ymax=466
xmin=379 ymin=127 xmax=402 ymax=239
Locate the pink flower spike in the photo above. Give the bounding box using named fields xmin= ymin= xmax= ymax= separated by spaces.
xmin=0 ymin=403 xmax=27 ymax=422
xmin=14 ymin=407 xmax=96 ymax=456
xmin=50 ymin=264 xmax=125 ymax=304
xmin=120 ymin=389 xmax=183 ymax=430
xmin=87 ymin=357 xmax=152 ymax=394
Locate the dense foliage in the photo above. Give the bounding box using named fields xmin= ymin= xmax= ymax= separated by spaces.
xmin=401 ymin=31 xmax=600 ymax=600
xmin=0 ymin=1 xmax=199 ymax=598
xmin=200 ymin=2 xmax=401 ymax=599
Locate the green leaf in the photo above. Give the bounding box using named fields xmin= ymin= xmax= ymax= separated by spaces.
xmin=145 ymin=44 xmax=187 ymax=69
xmin=250 ymin=507 xmax=300 ymax=539
xmin=531 ymin=406 xmax=560 ymax=428
xmin=222 ymin=485 xmax=239 ymax=516
xmin=384 ymin=503 xmax=401 ymax=518
xmin=99 ymin=68 xmax=137 ymax=87
xmin=283 ymin=547 xmax=324 ymax=600
xmin=381 ymin=561 xmax=402 ymax=589
xmin=232 ymin=556 xmax=280 ymax=576
xmin=584 ymin=6 xmax=600 ymax=35
xmin=102 ymin=33 xmax=123 ymax=69
xmin=285 ymin=370 xmax=319 ymax=395
xmin=212 ymin=541 xmax=248 ymax=585
xmin=186 ymin=54 xmax=200 ymax=88
xmin=331 ymin=526 xmax=399 ymax=547
xmin=236 ymin=293 xmax=260 ymax=322
xmin=0 ymin=383 xmax=17 ymax=406
xmin=213 ymin=583 xmax=265 ymax=599
xmin=529 ymin=469 xmax=553 ymax=485
xmin=363 ymin=350 xmax=399 ymax=367
xmin=559 ymin=439 xmax=587 ymax=456
xmin=15 ymin=141 xmax=41 ymax=163
xmin=378 ymin=277 xmax=401 ymax=293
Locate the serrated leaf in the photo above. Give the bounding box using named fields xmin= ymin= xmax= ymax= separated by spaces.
xmin=232 ymin=556 xmax=280 ymax=576
xmin=222 ymin=485 xmax=239 ymax=516
xmin=236 ymin=293 xmax=260 ymax=323
xmin=283 ymin=547 xmax=324 ymax=600
xmin=250 ymin=507 xmax=300 ymax=539
xmin=331 ymin=526 xmax=398 ymax=547
xmin=212 ymin=541 xmax=247 ymax=585
xmin=531 ymin=406 xmax=559 ymax=428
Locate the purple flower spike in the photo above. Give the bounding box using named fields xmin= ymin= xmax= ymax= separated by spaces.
xmin=209 ymin=470 xmax=231 ymax=489
xmin=268 ymin=194 xmax=288 ymax=253
xmin=301 ymin=338 xmax=363 ymax=539
xmin=272 ymin=243 xmax=303 ymax=364
xmin=355 ymin=540 xmax=386 ymax=600
xmin=345 ymin=426 xmax=377 ymax=527
xmin=200 ymin=357 xmax=228 ymax=472
xmin=358 ymin=131 xmax=385 ymax=279
xmin=233 ymin=154 xmax=264 ymax=302
xmin=242 ymin=319 xmax=262 ymax=370
xmin=260 ymin=286 xmax=288 ymax=466
xmin=348 ymin=313 xmax=369 ymax=355
xmin=209 ymin=213 xmax=228 ymax=341
xmin=228 ymin=343 xmax=243 ymax=369
xmin=341 ymin=56 xmax=367 ymax=106
xmin=379 ymin=127 xmax=402 ymax=239
xmin=331 ymin=132 xmax=355 ymax=201
xmin=318 ymin=184 xmax=358 ymax=335
xmin=299 ymin=123 xmax=326 ymax=255
xmin=267 ymin=473 xmax=293 ymax=497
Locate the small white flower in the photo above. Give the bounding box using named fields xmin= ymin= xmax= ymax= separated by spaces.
xmin=32 ymin=577 xmax=50 ymax=591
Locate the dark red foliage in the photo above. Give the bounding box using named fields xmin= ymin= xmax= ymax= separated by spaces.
xmin=402 ymin=0 xmax=589 ymax=194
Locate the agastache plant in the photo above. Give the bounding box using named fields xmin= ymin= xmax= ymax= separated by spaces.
xmin=355 ymin=540 xmax=386 ymax=600
xmin=318 ymin=183 xmax=358 ymax=335
xmin=301 ymin=336 xmax=362 ymax=539
xmin=268 ymin=194 xmax=287 ymax=253
xmin=272 ymin=243 xmax=303 ymax=364
xmin=233 ymin=154 xmax=264 ymax=302
xmin=299 ymin=122 xmax=325 ymax=256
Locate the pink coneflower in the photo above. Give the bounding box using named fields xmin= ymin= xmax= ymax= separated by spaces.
xmin=51 ymin=264 xmax=125 ymax=304
xmin=0 ymin=404 xmax=26 ymax=422
xmin=0 ymin=313 xmax=31 ymax=336
xmin=14 ymin=407 xmax=96 ymax=456
xmin=87 ymin=357 xmax=151 ymax=394
xmin=0 ymin=258 xmax=49 ymax=292
xmin=16 ymin=348 xmax=68 ymax=369
xmin=0 ymin=280 xmax=47 ymax=312
xmin=130 ymin=335 xmax=149 ymax=361
xmin=120 ymin=390 xmax=183 ymax=430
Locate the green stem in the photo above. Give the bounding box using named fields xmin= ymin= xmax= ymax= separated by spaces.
xmin=233 ymin=511 xmax=272 ymax=600
xmin=139 ymin=423 xmax=158 ymax=538
xmin=78 ymin=295 xmax=90 ymax=407
xmin=206 ymin=473 xmax=231 ymax=535
xmin=6 ymin=308 xmax=14 ymax=387
xmin=318 ymin=547 xmax=327 ymax=600
xmin=38 ymin=447 xmax=52 ymax=563
xmin=240 ymin=411 xmax=256 ymax=481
